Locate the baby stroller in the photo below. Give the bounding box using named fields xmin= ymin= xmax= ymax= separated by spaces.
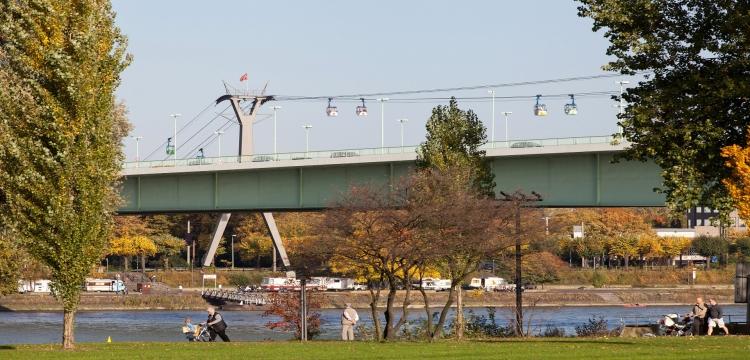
xmin=659 ymin=313 xmax=693 ymax=336
xmin=183 ymin=323 xmax=211 ymax=342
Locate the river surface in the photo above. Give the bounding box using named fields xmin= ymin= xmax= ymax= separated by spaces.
xmin=0 ymin=305 xmax=745 ymax=344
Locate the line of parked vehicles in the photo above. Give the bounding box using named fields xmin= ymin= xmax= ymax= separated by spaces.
xmin=258 ymin=275 xmax=528 ymax=292
xmin=17 ymin=278 xmax=126 ymax=294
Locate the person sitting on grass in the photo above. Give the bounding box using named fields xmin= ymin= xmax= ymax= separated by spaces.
xmin=706 ymin=299 xmax=730 ymax=336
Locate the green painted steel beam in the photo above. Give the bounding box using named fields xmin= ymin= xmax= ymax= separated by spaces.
xmin=118 ymin=150 xmax=665 ymax=213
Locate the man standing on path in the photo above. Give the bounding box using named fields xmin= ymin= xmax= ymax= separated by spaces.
xmin=206 ymin=306 xmax=230 ymax=342
xmin=706 ymin=299 xmax=730 ymax=336
xmin=341 ymin=303 xmax=359 ymax=341
xmin=691 ymin=297 xmax=707 ymax=336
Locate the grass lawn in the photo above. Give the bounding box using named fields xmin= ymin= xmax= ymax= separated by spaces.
xmin=1 ymin=337 xmax=749 ymax=359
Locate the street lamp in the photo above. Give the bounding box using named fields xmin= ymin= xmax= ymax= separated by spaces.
xmin=303 ymin=124 xmax=312 ymax=158
xmin=231 ymin=234 xmax=236 ymax=270
xmin=398 ymin=118 xmax=408 ymax=151
xmin=131 ymin=136 xmax=143 ymax=167
xmin=488 ymin=90 xmax=496 ymax=147
xmin=502 ymin=112 xmax=513 ymax=144
xmin=214 ymin=130 xmax=224 ymax=162
xmin=169 ymin=113 xmax=181 ymax=165
xmin=377 ymin=98 xmax=389 ymax=153
xmin=616 ymin=80 xmax=630 ymax=135
xmin=271 ymin=106 xmax=282 ymax=158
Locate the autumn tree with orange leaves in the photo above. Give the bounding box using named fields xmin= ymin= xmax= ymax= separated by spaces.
xmin=721 ymin=129 xmax=750 ymax=222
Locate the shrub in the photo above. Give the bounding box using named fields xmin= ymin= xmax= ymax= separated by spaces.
xmin=263 ymin=292 xmax=322 ymax=340
xmin=540 ymin=326 xmax=566 ymax=337
xmin=227 ymin=273 xmax=251 ymax=287
xmin=464 ymin=307 xmax=513 ymax=338
xmin=591 ymin=271 xmax=606 ymax=288
xmin=575 ymin=316 xmax=609 ymax=337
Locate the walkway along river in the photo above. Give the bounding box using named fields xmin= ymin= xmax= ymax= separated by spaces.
xmin=0 ymin=305 xmax=745 ymax=344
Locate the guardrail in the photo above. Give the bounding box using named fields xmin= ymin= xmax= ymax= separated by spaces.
xmin=123 ymin=135 xmax=620 ymax=169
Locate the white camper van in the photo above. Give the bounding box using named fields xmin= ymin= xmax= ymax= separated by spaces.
xmin=18 ymin=279 xmax=52 ymax=293
xmin=468 ymin=276 xmax=507 ymax=291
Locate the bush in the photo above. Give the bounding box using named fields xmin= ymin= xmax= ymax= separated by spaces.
xmin=591 ymin=271 xmax=606 ymax=288
xmin=227 ymin=273 xmax=251 ymax=287
xmin=540 ymin=326 xmax=566 ymax=337
xmin=575 ymin=316 xmax=609 ymax=337
xmin=464 ymin=307 xmax=513 ymax=338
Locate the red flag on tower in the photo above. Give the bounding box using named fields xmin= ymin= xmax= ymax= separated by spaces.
xmin=239 ymin=73 xmax=248 ymax=82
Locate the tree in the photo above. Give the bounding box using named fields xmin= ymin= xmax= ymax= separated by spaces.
xmin=417 ymin=97 xmax=495 ymax=195
xmin=132 ymin=235 xmax=157 ymax=273
xmin=0 ymin=0 xmax=129 ymax=348
xmin=320 ymin=185 xmax=421 ymax=341
xmin=721 ymin=128 xmax=750 ymax=221
xmin=0 ymin=232 xmax=21 ymax=295
xmin=235 ymin=214 xmax=274 ymax=268
xmin=577 ymin=0 xmax=750 ymax=219
xmin=692 ymin=236 xmax=729 ymax=269
xmin=409 ymin=167 xmax=515 ymax=340
xmin=109 ymin=236 xmax=137 ymax=272
xmin=152 ymin=234 xmax=184 ymax=270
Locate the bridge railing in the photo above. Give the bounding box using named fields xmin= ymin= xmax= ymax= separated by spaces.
xmin=123 ymin=135 xmax=619 ymax=169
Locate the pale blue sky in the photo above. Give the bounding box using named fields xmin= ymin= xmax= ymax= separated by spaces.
xmin=113 ymin=0 xmax=632 ymax=162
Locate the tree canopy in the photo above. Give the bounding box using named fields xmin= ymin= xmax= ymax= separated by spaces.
xmin=417 ymin=97 xmax=495 ymax=196
xmin=577 ymin=0 xmax=750 ymax=219
xmin=0 ymin=0 xmax=129 ymax=348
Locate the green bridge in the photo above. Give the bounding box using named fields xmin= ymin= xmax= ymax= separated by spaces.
xmin=118 ymin=136 xmax=665 ymax=214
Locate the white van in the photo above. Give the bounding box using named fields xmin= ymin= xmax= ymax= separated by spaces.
xmin=84 ymin=278 xmax=125 ymax=293
xmin=18 ymin=279 xmax=52 ymax=293
xmin=325 ymin=277 xmax=356 ymax=291
xmin=468 ymin=276 xmax=507 ymax=291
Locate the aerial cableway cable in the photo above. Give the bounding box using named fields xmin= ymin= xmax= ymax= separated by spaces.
xmin=141 ymin=101 xmax=217 ymax=161
xmin=272 ymin=72 xmax=649 ymax=101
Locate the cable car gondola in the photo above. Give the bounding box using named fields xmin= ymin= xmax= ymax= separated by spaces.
xmin=534 ymin=94 xmax=548 ymax=116
xmin=564 ymin=94 xmax=578 ymax=115
xmin=356 ymin=98 xmax=368 ymax=116
xmin=326 ymin=97 xmax=338 ymax=117
xmin=165 ymin=137 xmax=175 ymax=155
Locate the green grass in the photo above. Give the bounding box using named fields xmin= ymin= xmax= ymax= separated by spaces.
xmin=2 ymin=337 xmax=749 ymax=359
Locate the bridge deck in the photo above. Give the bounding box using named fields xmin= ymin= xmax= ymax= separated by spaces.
xmin=119 ymin=136 xmax=665 ymax=212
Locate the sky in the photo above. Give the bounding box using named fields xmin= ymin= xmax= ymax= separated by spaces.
xmin=112 ymin=0 xmax=632 ymax=162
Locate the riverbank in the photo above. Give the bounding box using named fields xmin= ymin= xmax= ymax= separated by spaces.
xmin=0 ymin=286 xmax=735 ymax=311
xmin=2 ymin=337 xmax=749 ymax=360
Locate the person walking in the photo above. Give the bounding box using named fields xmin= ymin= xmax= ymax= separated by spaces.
xmin=690 ymin=297 xmax=707 ymax=336
xmin=706 ymin=299 xmax=730 ymax=336
xmin=341 ymin=303 xmax=359 ymax=341
xmin=206 ymin=306 xmax=230 ymax=342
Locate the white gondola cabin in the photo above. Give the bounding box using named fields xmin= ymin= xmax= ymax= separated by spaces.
xmin=564 ymin=94 xmax=578 ymax=115
xmin=534 ymin=94 xmax=548 ymax=116
xmin=356 ymin=98 xmax=368 ymax=116
xmin=326 ymin=98 xmax=338 ymax=117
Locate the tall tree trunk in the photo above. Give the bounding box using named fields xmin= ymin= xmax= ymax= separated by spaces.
xmin=62 ymin=309 xmax=75 ymax=349
xmin=383 ymin=284 xmax=398 ymax=340
xmin=393 ymin=285 xmax=411 ymax=335
xmin=455 ymin=287 xmax=464 ymax=340
xmin=140 ymin=253 xmax=146 ymax=273
xmin=256 ymin=254 xmax=261 ymax=270
xmin=624 ymin=256 xmax=629 ymax=270
xmin=430 ymin=286 xmax=455 ymax=341
xmin=418 ymin=286 xmax=434 ymax=340
xmin=123 ymin=256 xmax=130 ymax=272
xmin=367 ymin=281 xmax=382 ymax=341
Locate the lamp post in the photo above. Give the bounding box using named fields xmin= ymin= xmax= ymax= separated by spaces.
xmin=502 ymin=112 xmax=512 ymax=144
xmin=231 ymin=234 xmax=236 ymax=270
xmin=377 ymin=98 xmax=389 ymax=153
xmin=131 ymin=136 xmax=143 ymax=167
xmin=616 ymin=80 xmax=630 ymax=135
xmin=214 ymin=130 xmax=224 ymax=162
xmin=271 ymin=106 xmax=282 ymax=158
xmin=500 ymin=190 xmax=543 ymax=337
xmin=398 ymin=118 xmax=408 ymax=151
xmin=169 ymin=113 xmax=181 ymax=165
xmin=488 ymin=90 xmax=496 ymax=147
xmin=303 ymin=125 xmax=312 ymax=158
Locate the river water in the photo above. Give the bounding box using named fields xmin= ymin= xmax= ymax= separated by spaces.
xmin=0 ymin=305 xmax=745 ymax=344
